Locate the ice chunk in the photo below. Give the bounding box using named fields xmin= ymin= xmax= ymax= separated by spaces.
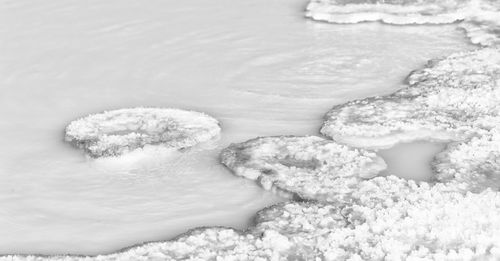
xmin=306 ymin=0 xmax=500 ymax=46
xmin=65 ymin=108 xmax=221 ymax=158
xmin=321 ymin=47 xmax=500 ymax=149
xmin=220 ymin=136 xmax=386 ymax=201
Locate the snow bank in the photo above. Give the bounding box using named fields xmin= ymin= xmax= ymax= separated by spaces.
xmin=254 ymin=184 xmax=500 ymax=260
xmin=321 ymin=47 xmax=500 ymax=148
xmin=65 ymin=108 xmax=221 ymax=158
xmin=220 ymin=136 xmax=386 ymax=201
xmin=306 ymin=0 xmax=500 ymax=46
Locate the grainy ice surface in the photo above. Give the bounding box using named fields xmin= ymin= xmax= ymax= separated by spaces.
xmin=306 ymin=0 xmax=500 ymax=46
xmin=221 ymin=136 xmax=386 ymax=201
xmin=65 ymin=108 xmax=221 ymax=158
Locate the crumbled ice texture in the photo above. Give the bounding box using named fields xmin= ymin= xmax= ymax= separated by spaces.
xmin=306 ymin=0 xmax=500 ymax=46
xmin=321 ymin=47 xmax=500 ymax=149
xmin=64 ymin=108 xmax=221 ymax=157
xmin=253 ymin=189 xmax=500 ymax=260
xmin=433 ymin=125 xmax=500 ymax=192
xmin=220 ymin=136 xmax=387 ymax=201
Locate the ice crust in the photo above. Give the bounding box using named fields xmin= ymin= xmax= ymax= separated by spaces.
xmin=433 ymin=125 xmax=500 ymax=192
xmin=321 ymin=47 xmax=500 ymax=149
xmin=65 ymin=108 xmax=221 ymax=158
xmin=221 ymin=136 xmax=387 ymax=201
xmin=306 ymin=0 xmax=500 ymax=46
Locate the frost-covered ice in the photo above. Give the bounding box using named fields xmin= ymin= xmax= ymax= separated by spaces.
xmin=321 ymin=47 xmax=500 ymax=148
xmin=306 ymin=0 xmax=472 ymax=24
xmin=433 ymin=125 xmax=500 ymax=192
xmin=65 ymin=108 xmax=221 ymax=158
xmin=221 ymin=136 xmax=386 ymax=201
xmin=306 ymin=0 xmax=500 ymax=46
xmin=254 ymin=187 xmax=500 ymax=260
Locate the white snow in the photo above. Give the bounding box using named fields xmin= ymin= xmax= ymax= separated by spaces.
xmin=65 ymin=108 xmax=221 ymax=158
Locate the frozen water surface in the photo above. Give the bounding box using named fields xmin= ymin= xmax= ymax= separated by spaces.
xmin=378 ymin=141 xmax=446 ymax=182
xmin=0 ymin=0 xmax=473 ymax=256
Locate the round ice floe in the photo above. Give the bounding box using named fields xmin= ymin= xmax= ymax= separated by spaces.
xmin=321 ymin=48 xmax=500 ymax=148
xmin=65 ymin=108 xmax=221 ymax=158
xmin=221 ymin=136 xmax=386 ymax=201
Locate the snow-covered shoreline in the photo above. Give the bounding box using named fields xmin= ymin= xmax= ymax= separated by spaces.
xmin=3 ymin=0 xmax=500 ymax=259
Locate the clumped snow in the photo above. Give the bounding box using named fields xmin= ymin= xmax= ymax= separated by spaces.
xmin=321 ymin=47 xmax=500 ymax=149
xmin=306 ymin=0 xmax=500 ymax=46
xmin=255 ymin=185 xmax=500 ymax=260
xmin=65 ymin=108 xmax=221 ymax=158
xmin=433 ymin=125 xmax=500 ymax=192
xmin=221 ymin=136 xmax=386 ymax=201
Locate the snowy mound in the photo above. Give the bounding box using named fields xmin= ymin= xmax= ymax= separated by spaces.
xmin=65 ymin=108 xmax=221 ymax=158
xmin=321 ymin=47 xmax=500 ymax=148
xmin=433 ymin=125 xmax=500 ymax=193
xmin=306 ymin=0 xmax=500 ymax=46
xmin=253 ymin=187 xmax=500 ymax=260
xmin=220 ymin=136 xmax=386 ymax=201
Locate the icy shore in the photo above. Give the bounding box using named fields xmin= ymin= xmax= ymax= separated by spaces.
xmin=306 ymin=0 xmax=500 ymax=46
xmin=65 ymin=108 xmax=221 ymax=158
xmin=321 ymin=47 xmax=500 ymax=149
xmin=4 ymin=0 xmax=500 ymax=260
